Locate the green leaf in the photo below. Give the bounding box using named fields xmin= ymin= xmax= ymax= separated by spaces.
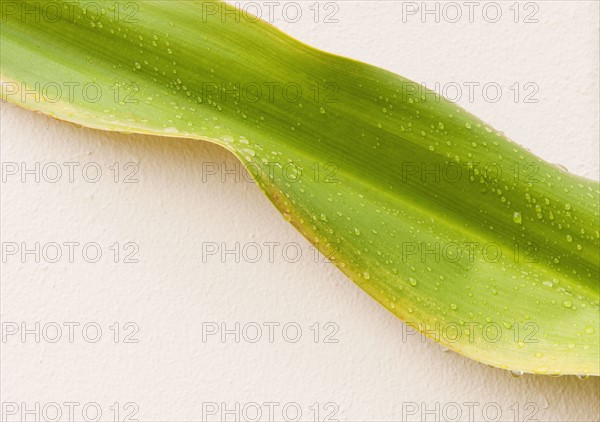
xmin=1 ymin=0 xmax=598 ymax=376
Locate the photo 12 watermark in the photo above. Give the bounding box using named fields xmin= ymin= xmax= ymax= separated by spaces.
xmin=195 ymin=80 xmax=339 ymax=105
xmin=401 ymin=321 xmax=539 ymax=345
xmin=398 ymin=240 xmax=539 ymax=264
xmin=1 ymin=1 xmax=140 ymax=24
xmin=395 ymin=160 xmax=541 ymax=185
xmin=1 ymin=161 xmax=140 ymax=184
xmin=201 ymin=240 xmax=341 ymax=265
xmin=1 ymin=241 xmax=140 ymax=264
xmin=200 ymin=160 xmax=339 ymax=185
xmin=200 ymin=1 xmax=341 ymax=24
xmin=401 ymin=81 xmax=540 ymax=104
xmin=1 ymin=321 xmax=140 ymax=344
xmin=1 ymin=81 xmax=139 ymax=105
xmin=400 ymin=401 xmax=540 ymax=422
xmin=399 ymin=1 xmax=540 ymax=24
xmin=201 ymin=321 xmax=340 ymax=344
xmin=1 ymin=401 xmax=140 ymax=422
xmin=201 ymin=401 xmax=340 ymax=422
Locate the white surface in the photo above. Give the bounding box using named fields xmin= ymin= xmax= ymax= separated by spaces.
xmin=1 ymin=1 xmax=599 ymax=421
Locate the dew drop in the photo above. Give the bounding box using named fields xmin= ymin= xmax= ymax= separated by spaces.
xmin=513 ymin=211 xmax=522 ymax=224
xmin=509 ymin=370 xmax=524 ymax=378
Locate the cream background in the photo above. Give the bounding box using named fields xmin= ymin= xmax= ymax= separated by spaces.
xmin=1 ymin=1 xmax=599 ymax=421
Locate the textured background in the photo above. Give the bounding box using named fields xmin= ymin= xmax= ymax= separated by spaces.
xmin=1 ymin=1 xmax=599 ymax=421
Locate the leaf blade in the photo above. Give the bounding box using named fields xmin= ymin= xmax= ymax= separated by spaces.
xmin=1 ymin=0 xmax=598 ymax=375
